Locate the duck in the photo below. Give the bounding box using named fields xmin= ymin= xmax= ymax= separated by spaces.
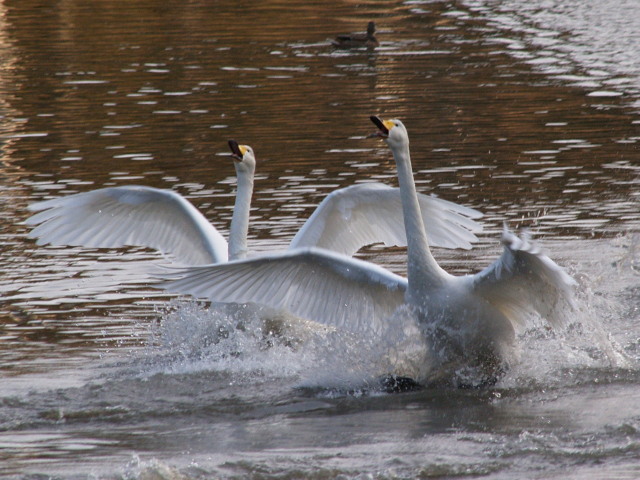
xmin=332 ymin=21 xmax=379 ymax=49
xmin=26 ymin=140 xmax=483 ymax=265
xmin=162 ymin=116 xmax=576 ymax=387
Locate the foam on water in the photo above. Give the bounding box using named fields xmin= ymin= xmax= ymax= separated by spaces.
xmin=137 ymin=301 xmax=317 ymax=385
xmin=137 ymin=299 xmax=424 ymax=393
xmin=501 ymin=233 xmax=639 ymax=389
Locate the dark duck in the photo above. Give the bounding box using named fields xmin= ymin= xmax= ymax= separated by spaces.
xmin=332 ymin=21 xmax=379 ymax=49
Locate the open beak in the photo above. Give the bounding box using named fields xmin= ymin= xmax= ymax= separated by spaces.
xmin=228 ymin=139 xmax=246 ymax=161
xmin=369 ymin=115 xmax=390 ymax=138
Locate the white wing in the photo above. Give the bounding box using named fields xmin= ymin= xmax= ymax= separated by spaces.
xmin=289 ymin=183 xmax=482 ymax=255
xmin=26 ymin=186 xmax=228 ymax=265
xmin=162 ymin=247 xmax=408 ymax=335
xmin=472 ymin=226 xmax=576 ymax=329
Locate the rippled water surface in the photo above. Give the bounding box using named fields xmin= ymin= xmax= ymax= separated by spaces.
xmin=0 ymin=0 xmax=638 ymax=478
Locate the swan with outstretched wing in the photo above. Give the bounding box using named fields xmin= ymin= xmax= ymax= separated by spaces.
xmin=162 ymin=117 xmax=576 ymax=386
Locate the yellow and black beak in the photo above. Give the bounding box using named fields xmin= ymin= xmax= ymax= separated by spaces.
xmin=228 ymin=139 xmax=247 ymax=161
xmin=369 ymin=115 xmax=393 ymax=138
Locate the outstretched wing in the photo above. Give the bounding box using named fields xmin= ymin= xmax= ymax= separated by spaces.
xmin=26 ymin=186 xmax=228 ymax=265
xmin=289 ymin=183 xmax=482 ymax=255
xmin=162 ymin=247 xmax=408 ymax=336
xmin=472 ymin=226 xmax=576 ymax=329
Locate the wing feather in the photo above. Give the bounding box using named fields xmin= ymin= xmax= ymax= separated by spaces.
xmin=289 ymin=183 xmax=482 ymax=255
xmin=162 ymin=247 xmax=408 ymax=335
xmin=26 ymin=186 xmax=228 ymax=265
xmin=472 ymin=226 xmax=576 ymax=329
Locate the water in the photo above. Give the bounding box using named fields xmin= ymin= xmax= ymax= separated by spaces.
xmin=0 ymin=0 xmax=638 ymax=478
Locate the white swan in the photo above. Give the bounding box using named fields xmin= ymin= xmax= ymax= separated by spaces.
xmin=162 ymin=116 xmax=576 ymax=386
xmin=26 ymin=141 xmax=483 ymax=264
xmin=25 ymin=140 xmax=254 ymax=265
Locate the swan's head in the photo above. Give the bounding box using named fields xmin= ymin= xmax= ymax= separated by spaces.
xmin=228 ymin=139 xmax=256 ymax=175
xmin=369 ymin=116 xmax=409 ymax=148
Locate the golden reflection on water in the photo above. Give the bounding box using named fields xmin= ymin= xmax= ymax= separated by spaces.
xmin=0 ymin=0 xmax=637 ymax=381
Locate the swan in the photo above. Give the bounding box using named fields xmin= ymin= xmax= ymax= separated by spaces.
xmin=162 ymin=116 xmax=576 ymax=387
xmin=25 ymin=140 xmax=254 ymax=265
xmin=332 ymin=21 xmax=379 ymax=49
xmin=26 ymin=142 xmax=484 ymax=264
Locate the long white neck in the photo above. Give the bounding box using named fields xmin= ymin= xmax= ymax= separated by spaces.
xmin=228 ymin=166 xmax=254 ymax=261
xmin=391 ymin=139 xmax=449 ymax=296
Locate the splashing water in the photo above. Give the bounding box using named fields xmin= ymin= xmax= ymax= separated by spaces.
xmin=136 ymin=235 xmax=636 ymax=393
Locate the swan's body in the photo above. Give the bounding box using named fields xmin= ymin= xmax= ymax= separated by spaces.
xmin=332 ymin=21 xmax=379 ymax=49
xmin=163 ymin=117 xmax=576 ymax=386
xmin=26 ymin=144 xmax=483 ymax=264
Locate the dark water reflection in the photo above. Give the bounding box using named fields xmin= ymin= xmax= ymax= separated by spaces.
xmin=0 ymin=0 xmax=639 ymax=478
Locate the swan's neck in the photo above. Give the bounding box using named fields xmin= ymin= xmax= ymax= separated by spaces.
xmin=393 ymin=141 xmax=448 ymax=294
xmin=228 ymin=167 xmax=254 ymax=261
